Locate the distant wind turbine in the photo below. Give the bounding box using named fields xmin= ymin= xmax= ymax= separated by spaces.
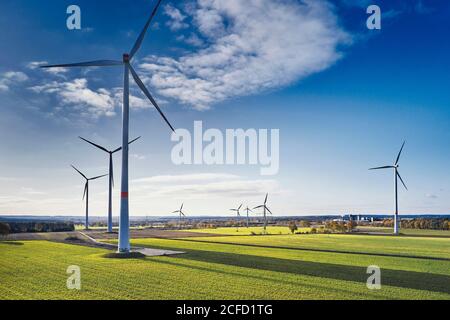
xmin=254 ymin=194 xmax=273 ymax=234
xmin=244 ymin=206 xmax=252 ymax=228
xmin=172 ymin=204 xmax=186 ymax=229
xmin=369 ymin=141 xmax=408 ymax=235
xmin=230 ymin=204 xmax=242 ymax=231
xmin=42 ymin=0 xmax=174 ymax=253
xmin=79 ymin=136 xmax=141 ymax=233
xmin=71 ymin=165 xmax=108 ymax=230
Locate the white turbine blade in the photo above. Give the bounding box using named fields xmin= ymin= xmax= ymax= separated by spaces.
xmin=253 ymin=205 xmax=264 ymax=210
xmin=238 ymin=204 xmax=243 ymax=210
xmin=128 ymin=64 xmax=175 ymax=132
xmin=40 ymin=60 xmax=122 ymax=68
xmin=265 ymin=206 xmax=273 ymax=215
xmin=79 ymin=137 xmax=109 ymax=153
xmin=369 ymin=166 xmax=395 ymax=170
xmin=264 ymin=193 xmax=268 ymax=205
xmin=395 ymin=141 xmax=406 ymax=165
xmin=129 ymin=0 xmax=164 ymax=59
xmin=112 ymin=136 xmax=142 ymax=154
xmin=397 ymin=171 xmax=408 ymax=190
xmin=71 ymin=165 xmax=87 ymax=180
xmin=181 ymin=203 xmax=184 ymax=211
xmin=89 ymin=174 xmax=108 ymax=181
xmin=82 ymin=183 xmax=88 ymax=200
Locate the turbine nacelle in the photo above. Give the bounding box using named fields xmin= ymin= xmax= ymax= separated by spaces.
xmin=123 ymin=54 xmax=130 ymax=63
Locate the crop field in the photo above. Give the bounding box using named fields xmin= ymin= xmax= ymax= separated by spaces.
xmin=0 ymin=231 xmax=449 ymax=300
xmin=180 ymin=226 xmax=310 ymax=235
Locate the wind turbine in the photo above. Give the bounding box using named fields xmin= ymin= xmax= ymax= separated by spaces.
xmin=172 ymin=204 xmax=186 ymax=229
xmin=71 ymin=165 xmax=108 ymax=230
xmin=230 ymin=204 xmax=242 ymax=231
xmin=254 ymin=194 xmax=273 ymax=234
xmin=369 ymin=141 xmax=408 ymax=235
xmin=42 ymin=0 xmax=174 ymax=253
xmin=79 ymin=136 xmax=141 ymax=233
xmin=244 ymin=206 xmax=252 ymax=228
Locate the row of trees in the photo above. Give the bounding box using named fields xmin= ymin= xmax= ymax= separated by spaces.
xmin=377 ymin=218 xmax=450 ymax=230
xmin=5 ymin=221 xmax=75 ymax=233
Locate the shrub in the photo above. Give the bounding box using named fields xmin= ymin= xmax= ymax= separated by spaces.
xmin=0 ymin=222 xmax=10 ymax=238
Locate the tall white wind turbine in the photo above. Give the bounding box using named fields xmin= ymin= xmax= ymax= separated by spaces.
xmin=42 ymin=0 xmax=174 ymax=253
xmin=230 ymin=204 xmax=243 ymax=231
xmin=369 ymin=141 xmax=408 ymax=235
xmin=172 ymin=204 xmax=186 ymax=229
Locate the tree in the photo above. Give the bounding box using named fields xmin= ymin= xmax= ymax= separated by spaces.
xmin=288 ymin=222 xmax=298 ymax=234
xmin=299 ymin=220 xmax=311 ymax=228
xmin=0 ymin=222 xmax=10 ymax=239
xmin=346 ymin=221 xmax=357 ymax=232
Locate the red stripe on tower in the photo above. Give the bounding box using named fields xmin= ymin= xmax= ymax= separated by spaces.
xmin=121 ymin=192 xmax=129 ymax=198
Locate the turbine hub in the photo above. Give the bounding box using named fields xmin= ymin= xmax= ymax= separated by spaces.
xmin=123 ymin=54 xmax=130 ymax=62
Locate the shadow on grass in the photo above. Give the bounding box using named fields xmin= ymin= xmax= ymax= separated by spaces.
xmin=138 ymin=242 xmax=450 ymax=295
xmin=174 ymin=238 xmax=450 ymax=262
xmin=0 ymin=241 xmax=24 ymax=246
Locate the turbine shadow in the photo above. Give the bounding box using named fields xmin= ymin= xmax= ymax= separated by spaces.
xmin=137 ymin=242 xmax=450 ymax=295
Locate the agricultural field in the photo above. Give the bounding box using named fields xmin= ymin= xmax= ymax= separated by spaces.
xmin=356 ymin=226 xmax=450 ymax=237
xmin=180 ymin=226 xmax=310 ymax=235
xmin=1 ymin=229 xmax=449 ymax=300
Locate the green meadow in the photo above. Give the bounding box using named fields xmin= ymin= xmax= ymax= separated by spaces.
xmin=0 ymin=231 xmax=449 ymax=300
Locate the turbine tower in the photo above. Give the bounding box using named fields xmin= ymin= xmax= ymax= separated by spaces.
xmin=71 ymin=165 xmax=107 ymax=230
xmin=369 ymin=141 xmax=408 ymax=235
xmin=42 ymin=0 xmax=174 ymax=253
xmin=79 ymin=136 xmax=141 ymax=233
xmin=244 ymin=206 xmax=252 ymax=228
xmin=172 ymin=204 xmax=186 ymax=229
xmin=254 ymin=194 xmax=273 ymax=234
xmin=230 ymin=204 xmax=242 ymax=231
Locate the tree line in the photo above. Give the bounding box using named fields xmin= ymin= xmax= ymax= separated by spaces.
xmin=0 ymin=221 xmax=74 ymax=235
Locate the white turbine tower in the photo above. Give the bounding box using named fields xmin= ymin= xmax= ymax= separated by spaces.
xmin=79 ymin=136 xmax=141 ymax=233
xmin=369 ymin=141 xmax=408 ymax=235
xmin=230 ymin=204 xmax=242 ymax=231
xmin=71 ymin=165 xmax=108 ymax=230
xmin=42 ymin=0 xmax=174 ymax=253
xmin=254 ymin=194 xmax=273 ymax=234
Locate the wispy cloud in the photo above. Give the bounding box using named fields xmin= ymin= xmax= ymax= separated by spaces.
xmin=0 ymin=71 xmax=28 ymax=92
xmin=27 ymin=61 xmax=69 ymax=77
xmin=131 ymin=173 xmax=280 ymax=199
xmin=164 ymin=4 xmax=190 ymax=31
xmin=139 ymin=0 xmax=350 ymax=110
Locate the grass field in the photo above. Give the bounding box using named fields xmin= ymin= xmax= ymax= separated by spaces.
xmin=180 ymin=226 xmax=310 ymax=235
xmin=356 ymin=226 xmax=450 ymax=237
xmin=1 ymin=230 xmax=449 ymax=300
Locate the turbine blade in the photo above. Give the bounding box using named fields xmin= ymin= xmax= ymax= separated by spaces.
xmin=129 ymin=0 xmax=164 ymax=59
xmin=40 ymin=60 xmax=122 ymax=68
xmin=129 ymin=64 xmax=175 ymax=132
xmin=71 ymin=165 xmax=87 ymax=180
xmin=79 ymin=137 xmax=109 ymax=153
xmin=395 ymin=141 xmax=406 ymax=165
xmin=89 ymin=174 xmax=108 ymax=181
xmin=266 ymin=206 xmax=273 ymax=215
xmin=181 ymin=203 xmax=184 ymax=211
xmin=253 ymin=205 xmax=264 ymax=210
xmin=238 ymin=204 xmax=243 ymax=210
xmin=172 ymin=210 xmax=180 ymax=214
xmin=112 ymin=136 xmax=142 ymax=154
xmin=264 ymin=193 xmax=268 ymax=205
xmin=397 ymin=171 xmax=408 ymax=191
xmin=369 ymin=166 xmax=395 ymax=170
xmin=83 ymin=183 xmax=88 ymax=200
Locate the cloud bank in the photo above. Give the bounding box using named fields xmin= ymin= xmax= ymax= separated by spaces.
xmin=140 ymin=0 xmax=349 ymax=110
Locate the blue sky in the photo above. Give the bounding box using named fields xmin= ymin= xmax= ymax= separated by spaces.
xmin=0 ymin=0 xmax=449 ymax=216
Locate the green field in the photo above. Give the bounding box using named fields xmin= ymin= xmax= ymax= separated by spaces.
xmin=182 ymin=226 xmax=310 ymax=235
xmin=356 ymin=226 xmax=450 ymax=237
xmin=1 ymin=232 xmax=449 ymax=300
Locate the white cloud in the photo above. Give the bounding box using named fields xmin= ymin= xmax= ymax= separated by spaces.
xmin=140 ymin=0 xmax=350 ymax=110
xmin=131 ymin=173 xmax=280 ymax=199
xmin=0 ymin=71 xmax=29 ymax=91
xmin=164 ymin=4 xmax=189 ymax=31
xmin=29 ymin=78 xmax=116 ymax=117
xmin=27 ymin=61 xmax=69 ymax=76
